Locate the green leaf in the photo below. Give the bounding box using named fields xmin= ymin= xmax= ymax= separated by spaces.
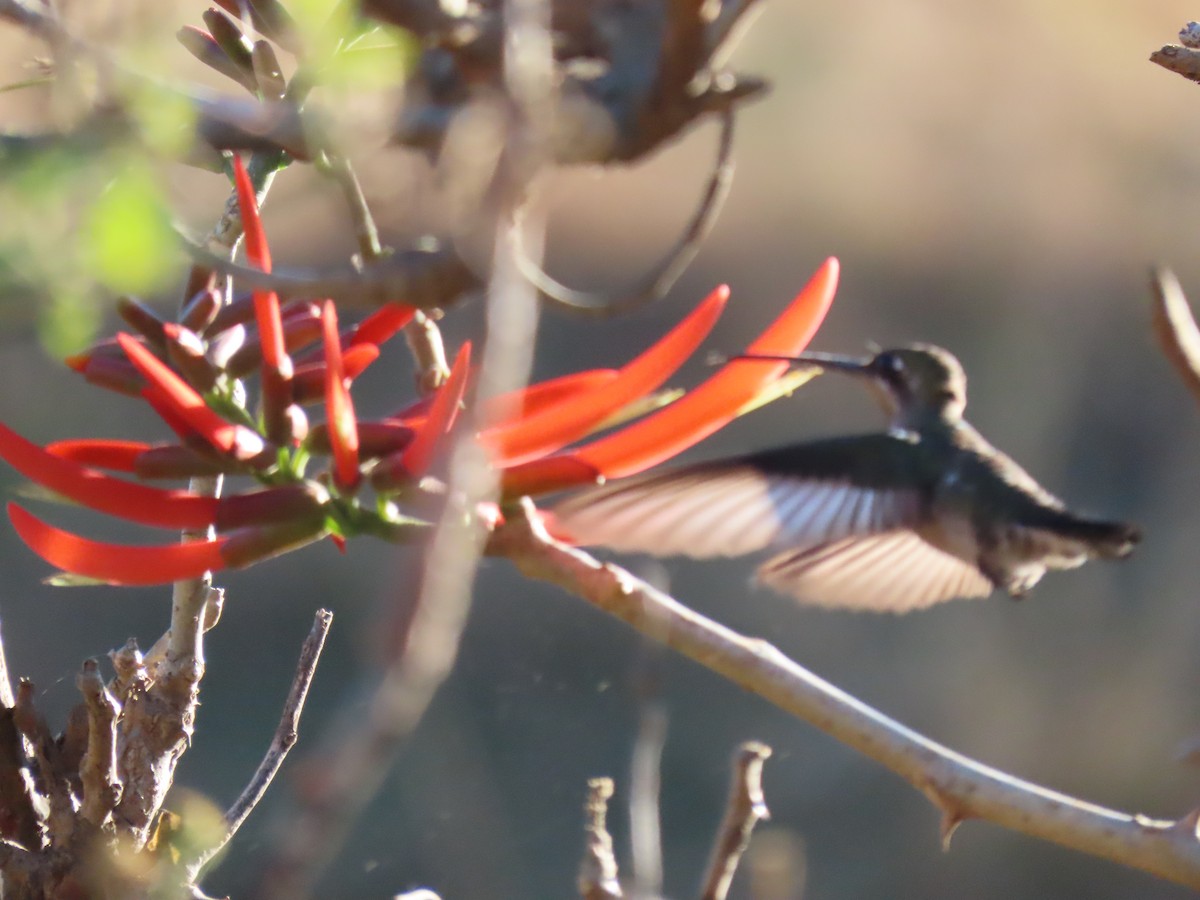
xmin=83 ymin=165 xmax=176 ymax=295
xmin=38 ymin=287 xmax=101 ymax=356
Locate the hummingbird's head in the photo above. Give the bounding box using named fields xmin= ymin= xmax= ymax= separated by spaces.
xmin=861 ymin=345 xmax=967 ymax=425
xmin=733 ymin=343 xmax=967 ymax=427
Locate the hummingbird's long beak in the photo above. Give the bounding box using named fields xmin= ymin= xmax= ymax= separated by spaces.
xmin=725 ymin=351 xmax=872 ymax=375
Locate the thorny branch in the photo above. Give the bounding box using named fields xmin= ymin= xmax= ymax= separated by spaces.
xmin=489 ymin=499 xmax=1200 ymax=892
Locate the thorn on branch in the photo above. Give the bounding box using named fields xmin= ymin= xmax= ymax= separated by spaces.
xmin=579 ymin=777 xmax=623 ymax=900
xmin=699 ymin=741 xmax=772 ymax=900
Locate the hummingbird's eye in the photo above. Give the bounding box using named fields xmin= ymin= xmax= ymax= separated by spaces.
xmin=878 ymin=353 xmax=905 ymax=376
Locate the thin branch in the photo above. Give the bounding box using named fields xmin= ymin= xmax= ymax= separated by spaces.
xmin=180 ymin=236 xmax=480 ymax=309
xmin=316 ymin=154 xmax=386 ymax=264
xmin=1150 ymin=267 xmax=1200 ymax=407
xmin=489 ymin=499 xmax=1200 ymax=891
xmin=189 ymin=608 xmax=333 ymax=880
xmin=314 ymin=147 xmax=456 ymax=392
xmin=628 ymin=701 xmax=666 ymax=898
xmin=518 ymin=109 xmax=735 ymax=317
xmin=628 ymin=609 xmax=669 ymax=899
xmin=580 ymin=778 xmax=623 ymax=900
xmin=699 ymin=741 xmax=771 ymax=900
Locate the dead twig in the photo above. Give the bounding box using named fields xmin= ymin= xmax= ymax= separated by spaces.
xmin=188 ymin=609 xmax=333 ymax=882
xmin=76 ymin=660 xmax=122 ymax=828
xmin=580 ymin=778 xmax=623 ymax=900
xmin=1151 ymin=267 xmax=1200 ymax=408
xmin=699 ymin=742 xmax=771 ymax=900
xmin=489 ymin=498 xmax=1200 ymax=891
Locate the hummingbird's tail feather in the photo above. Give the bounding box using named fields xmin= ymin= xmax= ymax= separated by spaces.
xmin=1021 ymin=513 xmax=1141 ymax=563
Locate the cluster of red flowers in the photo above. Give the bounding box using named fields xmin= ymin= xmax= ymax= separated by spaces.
xmin=0 ymin=157 xmax=839 ymax=586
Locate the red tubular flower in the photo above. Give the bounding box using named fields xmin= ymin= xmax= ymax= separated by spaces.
xmin=0 ymin=422 xmax=219 ymax=529
xmin=479 ymin=286 xmax=728 ymax=467
xmin=482 ymin=370 xmax=620 ymax=422
xmin=293 ymin=344 xmax=380 ymax=404
xmin=3 ymin=254 xmax=840 ymax=584
xmin=117 ymin=333 xmax=266 ymax=460
xmin=348 ymin=303 xmax=416 ymax=349
xmin=501 ymin=258 xmax=839 ymax=496
xmin=321 ymin=301 xmax=360 ymax=489
xmin=397 ymin=342 xmax=471 ymax=477
xmin=8 ymin=503 xmax=227 ymax=585
xmin=8 ymin=501 xmax=329 ymax=586
xmin=231 ymin=156 xmax=288 ymax=373
xmin=46 ymin=439 xmax=149 ymax=473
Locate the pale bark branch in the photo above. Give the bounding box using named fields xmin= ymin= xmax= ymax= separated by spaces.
xmin=489 ymin=498 xmax=1200 ymax=891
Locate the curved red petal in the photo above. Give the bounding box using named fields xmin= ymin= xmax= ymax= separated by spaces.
xmin=481 ymin=370 xmax=619 ymax=423
xmin=0 ymin=422 xmax=219 ymax=528
xmin=575 ymin=258 xmax=838 ymax=478
xmin=349 ymin=303 xmax=415 ymax=348
xmin=480 ymin=287 xmax=728 ymax=467
xmin=254 ymin=290 xmax=289 ymax=374
xmin=343 ymin=344 xmax=380 ymax=381
xmin=321 ymin=301 xmax=360 ymax=488
xmin=504 ymin=259 xmax=839 ymax=492
xmin=232 ymin=155 xmax=271 ymax=273
xmin=399 ymin=342 xmax=472 ymax=478
xmin=46 ymin=439 xmax=149 ymax=473
xmin=499 ymin=454 xmax=602 ymax=499
xmin=8 ymin=502 xmax=227 ymax=586
xmin=117 ymin=333 xmax=266 ymax=459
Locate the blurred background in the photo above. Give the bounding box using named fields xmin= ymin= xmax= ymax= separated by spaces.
xmin=2 ymin=1 xmax=1200 ymax=897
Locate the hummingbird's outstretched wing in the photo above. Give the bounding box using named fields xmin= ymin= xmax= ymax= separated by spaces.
xmin=756 ymin=533 xmax=992 ymax=612
xmin=550 ymin=434 xmax=995 ymax=610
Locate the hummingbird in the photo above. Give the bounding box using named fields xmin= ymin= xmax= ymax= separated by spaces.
xmin=551 ymin=344 xmax=1140 ymax=612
